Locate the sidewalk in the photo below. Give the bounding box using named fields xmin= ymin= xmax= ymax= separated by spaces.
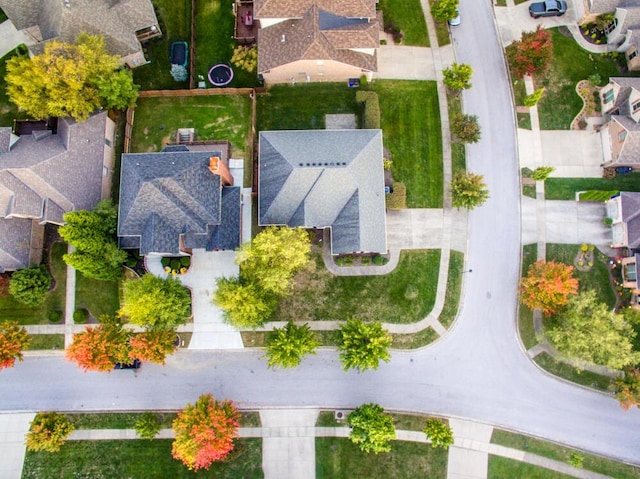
xmin=0 ymin=413 xmax=35 ymax=479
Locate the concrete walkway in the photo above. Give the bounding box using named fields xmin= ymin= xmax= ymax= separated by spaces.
xmin=0 ymin=412 xmax=35 ymax=479
xmin=0 ymin=20 xmax=31 ymax=58
xmin=64 ymin=244 xmax=77 ymax=348
xmin=447 ymin=418 xmax=493 ymax=479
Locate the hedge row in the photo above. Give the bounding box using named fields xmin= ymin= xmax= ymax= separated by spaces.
xmin=355 ymin=91 xmax=381 ymax=129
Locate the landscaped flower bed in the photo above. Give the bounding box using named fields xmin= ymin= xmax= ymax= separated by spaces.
xmin=161 ymin=256 xmax=191 ymax=275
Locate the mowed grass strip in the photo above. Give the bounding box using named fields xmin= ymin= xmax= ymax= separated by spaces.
xmin=372 ymin=81 xmax=443 ymax=208
xmin=489 ymin=456 xmax=574 ymax=479
xmin=546 ymin=174 xmax=640 ymax=200
xmin=378 ymin=0 xmax=429 ymax=46
xmin=130 ymin=95 xmax=251 ymax=157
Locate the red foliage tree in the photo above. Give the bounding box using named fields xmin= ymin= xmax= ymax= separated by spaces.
xmin=507 ymin=26 xmax=553 ymax=78
xmin=129 ymin=329 xmax=176 ymax=364
xmin=66 ymin=322 xmax=130 ymax=372
xmin=171 ymin=394 xmax=239 ymax=471
xmin=0 ymin=321 xmax=30 ymax=371
xmin=520 ymin=260 xmax=579 ymax=316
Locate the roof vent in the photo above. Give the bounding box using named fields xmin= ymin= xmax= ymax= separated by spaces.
xmin=281 ymin=34 xmax=286 ymax=43
xmin=64 ymin=0 xmax=71 ymax=7
xmin=312 ymin=163 xmax=316 ymax=166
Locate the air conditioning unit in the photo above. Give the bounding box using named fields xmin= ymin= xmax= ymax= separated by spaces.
xmin=334 ymin=410 xmax=348 ymax=422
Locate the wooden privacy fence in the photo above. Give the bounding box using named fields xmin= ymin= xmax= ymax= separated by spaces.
xmin=123 ymin=108 xmax=135 ymax=154
xmin=139 ymin=88 xmax=259 ymax=97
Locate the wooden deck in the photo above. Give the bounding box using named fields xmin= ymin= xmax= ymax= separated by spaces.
xmin=234 ymin=1 xmax=256 ymax=45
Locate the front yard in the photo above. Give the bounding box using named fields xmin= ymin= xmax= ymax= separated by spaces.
xmin=545 ymin=174 xmax=640 ymax=200
xmin=377 ymin=0 xmax=430 ymax=47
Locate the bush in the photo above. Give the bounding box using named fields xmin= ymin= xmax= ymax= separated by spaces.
xmin=161 ymin=257 xmax=170 ymax=267
xmin=170 ymin=64 xmax=188 ymax=82
xmin=531 ymin=166 xmax=555 ymax=181
xmin=372 ymin=255 xmax=385 ymax=265
xmin=523 ymin=88 xmax=545 ymax=107
xmin=135 ymin=412 xmax=161 ymax=440
xmin=170 ymin=259 xmax=181 ymax=271
xmin=230 ymin=45 xmax=257 ymax=72
xmin=356 ymin=91 xmax=380 ymax=129
xmin=25 ymin=412 xmax=74 ymax=452
xmin=126 ymin=258 xmax=137 ymax=268
xmin=73 ymin=308 xmax=89 ymax=324
xmin=180 ymin=256 xmax=191 ymax=267
xmin=9 ymin=266 xmax=52 ymax=306
xmin=451 ymin=114 xmax=481 ymax=144
xmin=386 ymin=182 xmax=407 ymax=210
xmin=48 ymin=310 xmax=63 ymax=323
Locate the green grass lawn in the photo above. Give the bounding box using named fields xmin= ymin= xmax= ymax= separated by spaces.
xmin=132 ymin=0 xmax=192 ymax=90
xmin=533 ymin=352 xmax=612 ymax=391
xmin=517 ymin=112 xmax=532 ymax=130
xmin=491 ymin=429 xmax=640 ymax=478
xmin=75 ymin=273 xmax=120 ymax=320
xmin=378 ymin=0 xmax=429 ymax=47
xmin=130 ymin=95 xmax=251 ymax=158
xmin=27 ymin=335 xmax=64 ymax=350
xmin=0 ymin=242 xmax=66 ymax=325
xmin=546 ymin=174 xmax=640 ymax=200
xmin=316 ymin=438 xmax=447 ymax=479
xmin=535 ymin=28 xmax=623 ymax=130
xmin=0 ymin=47 xmax=29 ymax=127
xmin=66 ymin=412 xmax=177 ymax=429
xmin=278 ymin=250 xmax=440 ymax=324
xmin=391 ymin=326 xmax=438 ymax=349
xmin=519 ymin=244 xmax=538 ymax=349
xmin=489 ymin=456 xmax=573 ymax=478
xmin=439 ymin=250 xmax=463 ymax=328
xmin=22 ymin=439 xmax=263 ymax=479
xmin=372 ymin=80 xmax=443 ymax=208
xmin=448 ymin=95 xmax=466 ymax=174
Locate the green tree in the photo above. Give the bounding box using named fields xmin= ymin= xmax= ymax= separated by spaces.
xmin=430 ymin=0 xmax=459 ymax=22
xmin=265 ymin=322 xmax=319 ymax=369
xmin=135 ymin=412 xmax=162 ymax=440
xmin=119 ymin=274 xmax=191 ymax=329
xmin=129 ymin=329 xmax=177 ymax=364
xmin=613 ymin=368 xmax=640 ymax=410
xmin=424 ymin=419 xmax=454 ymax=449
xmin=213 ymin=277 xmax=277 ymax=328
xmin=506 ymin=26 xmax=553 ymax=78
xmin=547 ymin=290 xmax=640 ymax=370
xmin=338 ymin=318 xmax=392 ymax=372
xmin=451 ymin=114 xmax=481 ymax=143
xmin=347 ymin=403 xmax=396 ymax=454
xmin=5 ymin=33 xmax=138 ymax=121
xmin=520 ymin=260 xmax=578 ymax=316
xmin=451 ymin=172 xmax=490 ymax=210
xmin=442 ymin=63 xmax=473 ymax=92
xmin=25 ymin=412 xmax=74 ymax=453
xmin=9 ymin=266 xmax=51 ymax=306
xmin=0 ymin=321 xmax=30 ymax=371
xmin=524 ymin=88 xmax=546 ymax=107
xmin=531 ymin=166 xmax=555 ymax=181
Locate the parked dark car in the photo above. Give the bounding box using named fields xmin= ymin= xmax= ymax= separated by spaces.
xmin=529 ymin=0 xmax=567 ymax=18
xmin=114 ymin=359 xmax=141 ymax=370
xmin=615 ymin=166 xmax=634 ymax=174
xmin=170 ymin=41 xmax=188 ymax=67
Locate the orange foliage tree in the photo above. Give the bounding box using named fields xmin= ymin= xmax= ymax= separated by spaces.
xmin=171 ymin=394 xmax=239 ymax=471
xmin=520 ymin=260 xmax=578 ymax=316
xmin=507 ymin=26 xmax=553 ymax=78
xmin=614 ymin=368 xmax=640 ymax=410
xmin=129 ymin=329 xmax=176 ymax=364
xmin=66 ymin=321 xmax=130 ymax=372
xmin=0 ymin=321 xmax=30 ymax=371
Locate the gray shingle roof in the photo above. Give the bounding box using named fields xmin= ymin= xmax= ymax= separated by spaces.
xmin=255 ymin=0 xmax=376 ymax=18
xmin=0 ymin=217 xmax=33 ymax=273
xmin=118 ymin=148 xmax=241 ymax=255
xmin=611 ymin=115 xmax=640 ymax=164
xmin=619 ymin=192 xmax=640 ymax=248
xmin=259 ymin=129 xmax=387 ymax=254
xmin=590 ymin=0 xmax=625 ymax=14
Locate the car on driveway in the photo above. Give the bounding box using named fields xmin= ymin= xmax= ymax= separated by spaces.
xmin=529 ymin=0 xmax=567 ymax=18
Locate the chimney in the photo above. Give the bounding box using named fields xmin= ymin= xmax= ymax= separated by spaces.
xmin=209 ymin=156 xmax=234 ymax=186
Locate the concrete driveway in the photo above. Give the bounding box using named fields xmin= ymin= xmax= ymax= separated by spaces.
xmin=0 ymin=21 xmax=31 ymax=58
xmin=494 ymin=2 xmax=577 ymax=46
xmin=375 ymin=44 xmax=455 ymax=80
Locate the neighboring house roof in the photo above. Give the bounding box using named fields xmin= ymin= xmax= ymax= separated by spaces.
xmin=258 ymin=129 xmax=387 ymax=254
xmin=610 ymin=115 xmax=640 ymax=163
xmin=0 ymin=112 xmax=110 ymax=272
xmin=258 ymin=5 xmax=378 ymax=74
xmin=118 ymin=147 xmax=241 ymax=256
xmin=619 ymin=191 xmax=640 ymax=248
xmin=0 ymin=0 xmax=158 ymax=59
xmin=254 ymin=0 xmax=376 ymax=19
xmin=590 ymin=0 xmax=625 ymax=14
xmin=610 ymin=77 xmax=640 ymax=115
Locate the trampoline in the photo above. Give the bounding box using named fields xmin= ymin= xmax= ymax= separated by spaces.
xmin=208 ymin=64 xmax=234 ymax=87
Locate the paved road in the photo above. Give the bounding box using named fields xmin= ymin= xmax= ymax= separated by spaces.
xmin=1 ymin=0 xmax=640 ymax=467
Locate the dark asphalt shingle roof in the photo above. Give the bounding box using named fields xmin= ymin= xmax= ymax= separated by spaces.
xmin=259 ymin=129 xmax=386 ymax=254
xmin=619 ymin=192 xmax=640 ymax=248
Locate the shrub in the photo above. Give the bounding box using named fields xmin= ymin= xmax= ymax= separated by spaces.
xmin=161 ymin=257 xmax=170 ymax=267
xmin=451 ymin=114 xmax=481 ymax=143
xmin=523 ymin=88 xmax=545 ymax=107
xmin=170 ymin=259 xmax=181 ymax=271
xmin=25 ymin=412 xmax=74 ymax=452
xmin=170 ymin=64 xmax=188 ymax=82
xmin=386 ymin=182 xmax=406 ymax=210
xmin=230 ymin=45 xmax=257 ymax=72
xmin=356 ymin=91 xmax=380 ymax=129
xmin=9 ymin=266 xmax=51 ymax=306
xmin=180 ymin=256 xmax=191 ymax=267
xmin=531 ymin=166 xmax=554 ymax=181
xmin=73 ymin=308 xmax=89 ymax=324
xmin=424 ymin=418 xmax=454 ymax=449
xmin=48 ymin=310 xmax=63 ymax=323
xmin=372 ymin=255 xmax=384 ymax=265
xmin=135 ymin=412 xmax=161 ymax=440
xmin=383 ymin=158 xmax=393 ymax=170
xmin=360 ymin=74 xmax=368 ymax=86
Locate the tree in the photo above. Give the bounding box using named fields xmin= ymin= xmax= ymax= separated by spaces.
xmin=424 ymin=419 xmax=454 ymax=449
xmin=129 ymin=329 xmax=177 ymax=364
xmin=347 ymin=403 xmax=396 ymax=454
xmin=213 ymin=277 xmax=276 ymax=328
xmin=338 ymin=318 xmax=392 ymax=372
xmin=172 ymin=394 xmax=239 ymax=471
xmin=230 ymin=45 xmax=258 ymax=72
xmin=451 ymin=114 xmax=481 ymax=143
xmin=135 ymin=412 xmax=162 ymax=440
xmin=238 ymin=226 xmax=311 ymax=295
xmin=531 ymin=166 xmax=554 ymax=181
xmin=520 ymin=260 xmax=578 ymax=316
xmin=442 ymin=63 xmax=473 ymax=92
xmin=171 ymin=64 xmax=188 ymax=82
xmin=524 ymin=88 xmax=546 ymax=107
xmin=5 ymin=33 xmax=138 ymax=121
xmin=265 ymin=322 xmax=319 ymax=369
xmin=66 ymin=319 xmax=131 ymax=372
xmin=547 ymin=291 xmax=640 ymax=370
xmin=507 ymin=26 xmax=553 ymax=78
xmin=119 ymin=274 xmax=191 ymax=329
xmin=8 ymin=266 xmax=51 ymax=306
xmin=451 ymin=172 xmax=490 ymax=210
xmin=614 ymin=368 xmax=640 ymax=410
xmin=25 ymin=412 xmax=74 ymax=453
xmin=0 ymin=321 xmax=30 ymax=371
xmin=430 ymin=0 xmax=459 ymax=22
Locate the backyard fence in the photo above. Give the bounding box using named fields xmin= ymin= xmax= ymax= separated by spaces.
xmin=123 ymin=108 xmax=135 ymax=154
xmin=138 ymin=88 xmax=257 ymax=97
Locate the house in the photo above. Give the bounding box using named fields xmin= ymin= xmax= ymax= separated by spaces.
xmin=0 ymin=112 xmax=115 ymax=272
xmin=606 ymin=192 xmax=640 ymax=302
xmin=258 ymin=129 xmax=387 ymax=254
xmin=255 ymin=0 xmax=380 ymax=84
xmin=118 ymin=145 xmax=242 ymax=257
xmin=0 ymin=0 xmax=161 ymax=68
xmin=599 ymin=77 xmax=640 ymax=168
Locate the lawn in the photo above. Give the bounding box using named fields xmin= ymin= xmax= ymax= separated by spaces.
xmin=535 ymin=28 xmax=623 ymax=130
xmin=519 ymin=244 xmax=538 ymax=350
xmin=75 ymin=273 xmax=120 ymax=320
xmin=447 ymin=95 xmax=466 ymax=174
xmin=27 ymin=335 xmax=64 ymax=350
xmin=392 ymin=326 xmax=438 ymax=349
xmin=22 ymin=439 xmax=263 ymax=479
xmin=130 ymin=95 xmax=252 ymax=159
xmin=439 ymin=250 xmax=464 ymax=328
xmin=372 ymin=80 xmax=443 ymax=208
xmin=378 ymin=0 xmax=430 ymax=47
xmin=533 ymin=352 xmax=612 ymax=391
xmin=0 ymin=47 xmax=29 ymax=127
xmin=66 ymin=412 xmax=177 ymax=429
xmin=545 ymin=174 xmax=640 ymax=200
xmin=278 ymin=250 xmax=441 ymax=324
xmin=491 ymin=429 xmax=640 ymax=478
xmin=316 ymin=438 xmax=447 ymax=479
xmin=489 ymin=456 xmax=573 ymax=478
xmin=0 ymin=242 xmax=66 ymax=325
xmin=132 ymin=0 xmax=192 ymax=91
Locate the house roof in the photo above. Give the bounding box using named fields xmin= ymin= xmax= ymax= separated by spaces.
xmin=118 ymin=147 xmax=241 ymax=255
xmin=258 ymin=5 xmax=378 ymax=73
xmin=611 ymin=115 xmax=640 ymax=164
xmin=0 ymin=217 xmax=34 ymax=273
xmin=590 ymin=0 xmax=625 ymax=14
xmin=254 ymin=0 xmax=376 ymax=19
xmin=258 ymin=129 xmax=387 ymax=254
xmin=619 ymin=191 xmax=640 ymax=248
xmin=0 ymin=0 xmax=158 ymax=58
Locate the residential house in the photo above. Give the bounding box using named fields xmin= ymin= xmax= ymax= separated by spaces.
xmin=258 ymin=129 xmax=387 ymax=254
xmin=254 ymin=0 xmax=380 ymax=84
xmin=118 ymin=145 xmax=242 ymax=257
xmin=606 ymin=192 xmax=640 ymax=303
xmin=0 ymin=112 xmax=115 ymax=272
xmin=599 ymin=77 xmax=640 ymax=168
xmin=0 ymin=0 xmax=161 ymax=68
